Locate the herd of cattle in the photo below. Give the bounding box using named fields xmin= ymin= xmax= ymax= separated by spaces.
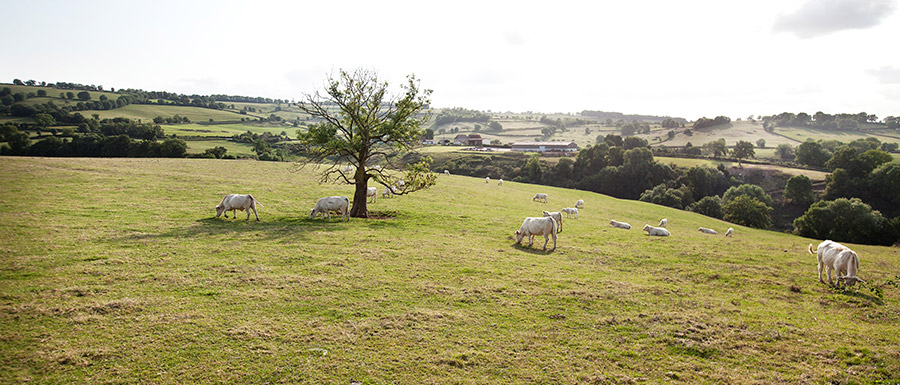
xmin=214 ymin=174 xmax=866 ymax=287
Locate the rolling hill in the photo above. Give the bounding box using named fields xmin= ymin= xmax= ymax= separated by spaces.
xmin=1 ymin=157 xmax=897 ymax=384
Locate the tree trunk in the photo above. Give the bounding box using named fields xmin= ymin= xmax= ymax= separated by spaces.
xmin=350 ymin=167 xmax=369 ymax=218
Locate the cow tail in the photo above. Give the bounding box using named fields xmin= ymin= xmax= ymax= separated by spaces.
xmin=250 ymin=194 xmax=263 ymax=208
xmin=807 ymin=244 xmax=815 ymax=254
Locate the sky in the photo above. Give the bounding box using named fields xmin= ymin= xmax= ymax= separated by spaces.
xmin=2 ymin=0 xmax=898 ymax=121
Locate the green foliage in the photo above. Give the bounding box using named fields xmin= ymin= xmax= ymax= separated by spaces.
xmin=296 ymin=68 xmax=435 ymax=217
xmin=867 ymin=163 xmax=900 ymax=205
xmin=693 ymin=116 xmax=731 ymax=129
xmin=639 ymin=183 xmax=692 ymax=209
xmin=783 ymin=175 xmax=815 ymax=206
xmin=33 ymin=113 xmax=56 ymax=128
xmin=702 ymin=138 xmax=728 ymax=158
xmin=732 ymin=140 xmax=755 ymax=164
xmin=488 ymin=121 xmax=502 ymax=132
xmin=723 ymin=195 xmax=772 ymax=228
xmin=793 ymin=198 xmax=896 ymax=245
xmin=623 ymin=136 xmax=649 ymax=150
xmin=723 ymin=184 xmax=773 ymax=207
xmin=688 ymin=195 xmax=724 ymax=219
xmin=775 ymin=143 xmax=795 ymax=160
xmin=203 ymin=146 xmax=228 ymax=159
xmin=795 ymin=141 xmax=830 ymax=168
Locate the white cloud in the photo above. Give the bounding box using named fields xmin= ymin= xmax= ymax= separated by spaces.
xmin=866 ymin=66 xmax=900 ymax=84
xmin=773 ymin=0 xmax=896 ymax=38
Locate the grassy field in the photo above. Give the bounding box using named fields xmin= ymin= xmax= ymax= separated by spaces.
xmin=655 ymin=156 xmax=830 ymax=181
xmin=0 ymin=84 xmax=121 ymax=103
xmin=86 ymin=104 xmax=248 ymax=123
xmin=1 ymin=157 xmax=899 ymax=384
xmin=776 ymin=126 xmax=900 ymax=145
xmin=183 ymin=139 xmax=255 ymax=156
xmin=161 ymin=123 xmax=295 ymax=138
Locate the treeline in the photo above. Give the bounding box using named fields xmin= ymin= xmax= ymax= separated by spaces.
xmin=580 ymin=110 xmax=686 ymax=123
xmin=433 ymin=107 xmax=491 ymax=126
xmin=762 ymin=111 xmax=899 ymax=130
xmin=693 ymin=116 xmax=731 ymax=129
xmin=1 ymin=122 xmax=185 ymax=158
xmin=210 ymin=94 xmax=287 ymax=104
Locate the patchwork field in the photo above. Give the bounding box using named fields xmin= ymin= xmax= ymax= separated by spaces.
xmin=85 ymin=104 xmax=248 ymax=123
xmin=1 ymin=157 xmax=898 ymax=384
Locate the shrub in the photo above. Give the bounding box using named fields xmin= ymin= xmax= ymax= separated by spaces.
xmin=783 ymin=175 xmax=815 ymax=206
xmin=688 ymin=195 xmax=724 ymax=219
xmin=722 ymin=184 xmax=773 ymax=207
xmin=723 ymin=195 xmax=772 ymax=228
xmin=793 ymin=198 xmax=896 ymax=245
xmin=639 ymin=184 xmax=690 ymax=209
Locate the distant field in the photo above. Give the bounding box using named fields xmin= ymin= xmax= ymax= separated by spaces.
xmin=162 ymin=123 xmax=295 ymax=138
xmin=655 ymin=156 xmax=830 ymax=181
xmin=182 ymin=139 xmax=254 ymax=156
xmin=0 ymin=84 xmax=121 ymax=102
xmin=775 ymin=126 xmax=900 ymax=145
xmin=87 ymin=104 xmax=247 ymax=122
xmin=1 ymin=157 xmax=898 ymax=384
xmin=650 ymin=121 xmax=798 ymax=148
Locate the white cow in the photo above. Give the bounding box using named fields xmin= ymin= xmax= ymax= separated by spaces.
xmin=498 ymin=179 xmax=503 ymax=186
xmin=397 ymin=179 xmax=405 ymax=188
xmin=485 ymin=176 xmax=491 ymax=184
xmin=216 ymin=194 xmax=262 ymax=221
xmin=444 ymin=170 xmax=450 ymax=175
xmin=309 ymin=196 xmax=350 ymax=222
xmin=367 ymin=187 xmax=377 ymax=203
xmin=658 ymin=218 xmax=668 ymax=227
xmin=533 ymin=193 xmax=548 ymax=203
xmin=642 ymin=224 xmax=670 ymax=236
xmin=609 ymin=220 xmax=631 ymax=229
xmin=809 ymin=240 xmax=865 ymax=286
xmin=698 ymin=227 xmax=717 ymax=235
xmin=575 ymin=199 xmax=585 ymax=209
xmin=514 ymin=216 xmax=558 ymax=251
xmin=382 ymin=186 xmax=393 ymax=199
xmin=342 ymin=165 xmax=354 ymax=174
xmin=725 ymin=227 xmax=734 ymax=237
xmin=560 ymin=207 xmax=578 ymax=219
xmin=542 ymin=210 xmax=563 ymax=233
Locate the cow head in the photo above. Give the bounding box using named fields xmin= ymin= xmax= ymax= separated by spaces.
xmin=215 ymin=204 xmax=225 ymax=217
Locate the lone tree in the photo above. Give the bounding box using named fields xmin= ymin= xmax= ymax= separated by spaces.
xmin=295 ymin=68 xmax=436 ymax=218
xmin=732 ymin=140 xmax=755 ymax=167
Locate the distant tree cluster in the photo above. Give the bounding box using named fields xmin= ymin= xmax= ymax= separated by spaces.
xmin=580 ymin=110 xmax=686 ymax=124
xmin=1 ymin=122 xmax=185 ymax=158
xmin=693 ymin=116 xmax=731 ymax=129
xmin=433 ymin=107 xmax=490 ymax=126
xmin=762 ymin=111 xmax=886 ymax=131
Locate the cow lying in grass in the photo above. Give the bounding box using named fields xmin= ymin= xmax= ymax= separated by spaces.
xmin=642 ymin=224 xmax=670 ymax=236
xmin=809 ymin=240 xmax=864 ymax=286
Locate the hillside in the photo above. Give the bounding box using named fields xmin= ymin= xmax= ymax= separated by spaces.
xmin=1 ymin=157 xmax=898 ymax=384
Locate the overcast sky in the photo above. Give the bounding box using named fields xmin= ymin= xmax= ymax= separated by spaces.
xmin=3 ymin=0 xmax=898 ymax=120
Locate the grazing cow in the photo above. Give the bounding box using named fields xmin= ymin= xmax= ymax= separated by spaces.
xmin=658 ymin=218 xmax=668 ymax=227
xmin=725 ymin=227 xmax=734 ymax=237
xmin=367 ymin=187 xmax=377 ymax=203
xmin=609 ymin=220 xmax=631 ymax=229
xmin=444 ymin=170 xmax=450 ymax=175
xmin=382 ymin=186 xmax=393 ymax=199
xmin=485 ymin=176 xmax=491 ymax=184
xmin=514 ymin=216 xmax=558 ymax=251
xmin=342 ymin=165 xmax=354 ymax=174
xmin=397 ymin=179 xmax=405 ymax=188
xmin=498 ymin=179 xmax=503 ymax=186
xmin=542 ymin=210 xmax=563 ymax=233
xmin=809 ymin=240 xmax=864 ymax=286
xmin=575 ymin=199 xmax=585 ymax=209
xmin=309 ymin=196 xmax=350 ymax=222
xmin=561 ymin=207 xmax=578 ymax=219
xmin=216 ymin=194 xmax=262 ymax=221
xmin=533 ymin=193 xmax=548 ymax=203
xmin=698 ymin=227 xmax=717 ymax=235
xmin=642 ymin=224 xmax=670 ymax=236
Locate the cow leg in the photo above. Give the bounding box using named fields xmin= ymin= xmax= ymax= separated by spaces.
xmin=542 ymin=234 xmax=549 ymax=250
xmin=527 ymin=234 xmax=534 ymax=247
xmin=827 ymin=267 xmax=834 ymax=285
xmin=252 ymin=206 xmax=259 ymax=221
xmin=551 ymin=233 xmax=557 ymax=251
xmin=818 ymin=260 xmax=824 ymax=283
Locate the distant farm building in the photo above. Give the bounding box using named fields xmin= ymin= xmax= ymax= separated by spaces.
xmin=453 ymin=134 xmax=483 ymax=146
xmin=511 ymin=141 xmax=579 ymax=153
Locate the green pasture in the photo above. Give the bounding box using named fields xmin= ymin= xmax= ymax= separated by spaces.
xmin=162 ymin=123 xmax=294 ymax=138
xmin=1 ymin=157 xmax=898 ymax=384
xmin=655 ymin=156 xmax=829 ymax=181
xmin=87 ymin=104 xmax=246 ymax=123
xmin=653 ymin=121 xmax=798 ymax=148
xmin=182 ymin=139 xmax=255 ymax=156
xmin=775 ymin=126 xmax=900 ymax=145
xmin=0 ymin=84 xmax=121 ymax=103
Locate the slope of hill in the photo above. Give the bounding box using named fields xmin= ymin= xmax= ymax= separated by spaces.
xmin=1 ymin=157 xmax=898 ymax=384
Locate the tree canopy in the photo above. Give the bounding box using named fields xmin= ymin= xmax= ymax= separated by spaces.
xmin=295 ymin=68 xmax=436 ymax=218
